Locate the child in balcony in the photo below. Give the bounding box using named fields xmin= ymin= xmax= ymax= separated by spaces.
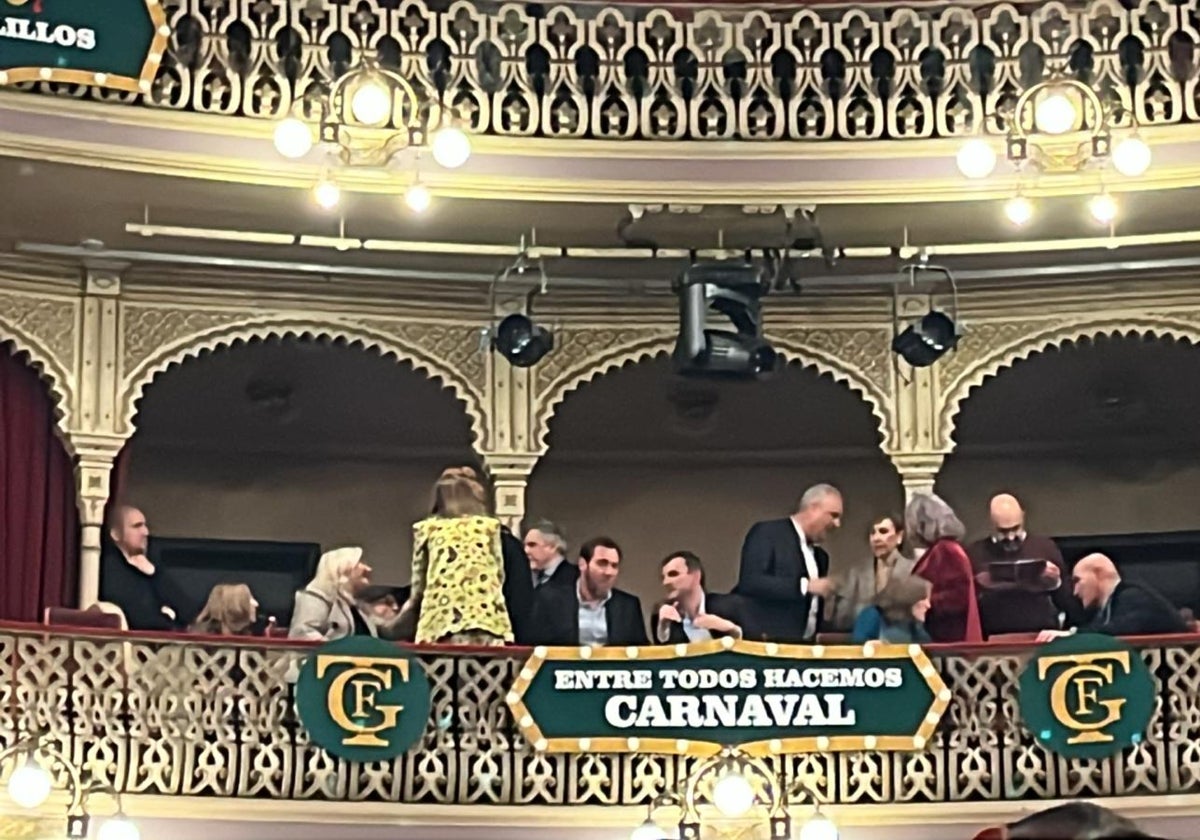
xmin=190 ymin=583 xmax=259 ymax=636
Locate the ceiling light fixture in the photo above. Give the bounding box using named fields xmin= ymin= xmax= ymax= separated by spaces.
xmin=673 ymin=260 xmax=779 ymax=380
xmin=485 ymin=242 xmax=555 ymax=368
xmin=312 ymin=175 xmax=341 ymax=211
xmin=404 ymin=182 xmax=432 ymax=214
xmin=1089 ymin=191 xmax=1119 ymax=224
xmin=1004 ymin=195 xmax=1034 ymax=226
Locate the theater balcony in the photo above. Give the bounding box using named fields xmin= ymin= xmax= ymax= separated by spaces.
xmin=1 ymin=624 xmax=1200 ymax=839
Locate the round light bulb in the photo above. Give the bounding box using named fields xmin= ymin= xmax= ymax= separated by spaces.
xmin=956 ymin=138 xmax=997 ymax=179
xmin=350 ymin=79 xmax=391 ymax=126
xmin=7 ymin=758 xmax=52 ymax=809
xmin=405 ymin=183 xmax=432 ymax=213
xmin=1089 ymin=192 xmax=1118 ymax=224
xmin=1004 ymin=195 xmax=1034 ymax=226
xmin=799 ymin=814 xmax=840 ymax=840
xmin=629 ymin=818 xmax=666 ymax=840
xmin=1034 ymin=89 xmax=1076 ymax=135
xmin=711 ymin=771 xmax=755 ymax=817
xmin=97 ymin=817 xmax=140 ymax=840
xmin=431 ymin=126 xmax=472 ymax=169
xmin=1112 ymin=135 xmax=1151 ymax=177
xmin=312 ymin=178 xmax=340 ymax=210
xmin=273 ymin=117 xmax=313 ymax=159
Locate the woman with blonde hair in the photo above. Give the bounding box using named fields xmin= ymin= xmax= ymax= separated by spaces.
xmin=906 ymin=492 xmax=983 ymax=643
xmin=191 ymin=583 xmax=259 ymax=636
xmin=397 ymin=471 xmax=513 ymax=645
xmin=288 ymin=546 xmax=376 ymax=641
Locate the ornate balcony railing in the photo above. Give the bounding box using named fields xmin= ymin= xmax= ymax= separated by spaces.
xmin=13 ymin=0 xmax=1200 ymax=142
xmin=2 ymin=624 xmax=1200 ymax=807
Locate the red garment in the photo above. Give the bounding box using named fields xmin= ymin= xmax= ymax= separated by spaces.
xmin=912 ymin=538 xmax=983 ymax=643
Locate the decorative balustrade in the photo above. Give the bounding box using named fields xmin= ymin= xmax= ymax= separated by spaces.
xmin=2 ymin=624 xmax=1199 ymax=806
xmin=13 ymin=0 xmax=1200 ymax=142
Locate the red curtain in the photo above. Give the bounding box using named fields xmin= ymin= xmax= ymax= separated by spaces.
xmin=0 ymin=346 xmax=79 ymax=620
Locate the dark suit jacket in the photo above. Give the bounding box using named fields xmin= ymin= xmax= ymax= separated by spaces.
xmin=733 ymin=518 xmax=828 ymax=643
xmin=500 ymin=527 xmax=534 ymax=644
xmin=98 ymin=543 xmax=182 ymax=632
xmin=528 ymin=584 xmax=648 ymax=647
xmin=535 ymin=557 xmax=579 ymax=591
xmin=1087 ymin=581 xmax=1187 ymax=636
xmin=652 ymin=592 xmax=749 ymax=645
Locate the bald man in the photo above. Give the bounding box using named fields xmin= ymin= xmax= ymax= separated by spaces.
xmin=967 ymin=493 xmax=1084 ymax=636
xmin=1036 ymin=553 xmax=1186 ymax=642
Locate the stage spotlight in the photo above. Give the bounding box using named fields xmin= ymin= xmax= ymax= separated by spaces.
xmin=673 ymin=261 xmax=779 ymax=380
xmin=892 ymin=310 xmax=959 ymax=367
xmin=493 ymin=313 xmax=553 ymax=367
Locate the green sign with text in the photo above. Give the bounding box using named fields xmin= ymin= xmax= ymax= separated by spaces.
xmin=1019 ymin=633 xmax=1155 ymax=760
xmin=508 ymin=639 xmax=950 ymax=756
xmin=0 ymin=0 xmax=168 ymax=92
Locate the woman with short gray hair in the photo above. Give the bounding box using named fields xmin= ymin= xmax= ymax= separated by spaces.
xmin=907 ymin=493 xmax=982 ymax=643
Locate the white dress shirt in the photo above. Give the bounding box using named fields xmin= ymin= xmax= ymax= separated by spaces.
xmin=791 ymin=518 xmax=821 ymax=640
xmin=577 ymin=580 xmax=612 ymax=646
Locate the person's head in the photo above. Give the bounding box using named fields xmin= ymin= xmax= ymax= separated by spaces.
xmin=107 ymin=504 xmax=149 ymax=557
xmin=434 ymin=466 xmax=493 ymax=513
xmin=998 ymin=801 xmax=1159 ymax=839
xmin=193 ymin=583 xmax=258 ymax=635
xmin=868 ymin=514 xmax=905 ymax=560
xmin=875 ymin=575 xmax=932 ymax=625
xmin=430 ymin=473 xmax=489 ymax=517
xmin=579 ymin=536 xmax=622 ymax=600
xmin=989 ymin=493 xmax=1027 ymax=553
xmin=359 ymin=585 xmax=401 ymax=621
xmin=524 ymin=520 xmax=567 ymax=570
xmin=794 ymin=483 xmax=843 ymax=543
xmin=904 ymin=493 xmax=966 ymax=549
xmin=1072 ymin=552 xmax=1121 ymax=609
xmin=311 ymin=546 xmax=372 ymax=599
xmin=660 ymin=551 xmax=705 ymax=601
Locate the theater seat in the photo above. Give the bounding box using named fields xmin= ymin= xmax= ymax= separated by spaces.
xmin=43 ymin=605 xmax=124 ymax=631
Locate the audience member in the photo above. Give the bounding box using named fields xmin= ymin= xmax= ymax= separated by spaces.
xmin=397 ymin=471 xmax=513 ymax=645
xmin=829 ymin=513 xmax=913 ymax=632
xmin=525 ymin=520 xmax=577 ymax=590
xmin=528 ymin=536 xmax=648 ymax=646
xmin=98 ymin=504 xmax=183 ymax=632
xmin=288 ymin=546 xmax=377 ymax=641
xmin=190 ymin=583 xmax=258 ymax=636
xmin=734 ymin=483 xmax=842 ymax=643
xmin=906 ymin=493 xmax=983 ymax=643
xmin=1036 ymin=553 xmax=1186 ymax=641
xmin=851 ymin=574 xmax=931 ymax=644
xmin=653 ymin=551 xmax=746 ymax=644
xmin=973 ymin=801 xmax=1170 ymax=839
xmin=968 ymin=493 xmax=1084 ymax=636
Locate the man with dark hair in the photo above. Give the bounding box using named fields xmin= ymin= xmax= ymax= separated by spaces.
xmin=98 ymin=504 xmax=182 ymax=631
xmin=973 ymin=802 xmax=1170 ymax=839
xmin=527 ymin=536 xmax=647 ymax=647
xmin=654 ymin=551 xmax=747 ymax=644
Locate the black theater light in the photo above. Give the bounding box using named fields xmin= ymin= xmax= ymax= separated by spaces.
xmin=493 ymin=313 xmax=554 ymax=368
xmin=673 ymin=260 xmax=779 ymax=380
xmin=891 ymin=262 xmax=961 ymax=368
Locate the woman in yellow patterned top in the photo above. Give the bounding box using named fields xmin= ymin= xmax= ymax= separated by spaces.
xmin=397 ymin=471 xmax=513 ymax=645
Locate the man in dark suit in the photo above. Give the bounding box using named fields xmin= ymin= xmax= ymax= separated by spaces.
xmin=652 ymin=551 xmax=747 ymax=644
xmin=733 ymin=483 xmax=843 ymax=643
xmin=1036 ymin=553 xmax=1186 ymax=641
xmin=528 ymin=536 xmax=648 ymax=647
xmin=524 ymin=519 xmax=578 ymax=591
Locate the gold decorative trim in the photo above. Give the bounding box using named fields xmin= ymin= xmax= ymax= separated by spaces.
xmin=507 ymin=639 xmax=950 ymax=757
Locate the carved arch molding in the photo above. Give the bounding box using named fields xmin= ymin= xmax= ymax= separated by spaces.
xmin=0 ymin=289 xmax=79 ymax=432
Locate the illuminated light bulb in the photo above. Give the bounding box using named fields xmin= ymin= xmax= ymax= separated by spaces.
xmin=799 ymin=813 xmax=840 ymax=840
xmin=629 ymin=818 xmax=666 ymax=840
xmin=7 ymin=757 xmax=52 ymax=809
xmin=97 ymin=817 xmax=140 ymax=840
xmin=405 ymin=183 xmax=432 ymax=213
xmin=956 ymin=138 xmax=997 ymax=179
xmin=273 ymin=117 xmax=313 ymax=159
xmin=1004 ymin=195 xmax=1034 ymax=226
xmin=711 ymin=771 xmax=755 ymax=817
xmin=312 ymin=178 xmax=341 ymax=210
xmin=1089 ymin=192 xmax=1118 ymax=224
xmin=1112 ymin=136 xmax=1152 ymax=177
xmin=431 ymin=125 xmax=472 ymax=169
xmin=1034 ymin=89 xmax=1076 ymax=135
xmin=350 ymin=79 xmax=391 ymax=126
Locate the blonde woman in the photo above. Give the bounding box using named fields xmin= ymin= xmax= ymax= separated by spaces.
xmin=397 ymin=472 xmax=513 ymax=645
xmin=191 ymin=583 xmax=259 ymax=636
xmin=288 ymin=546 xmax=376 ymax=641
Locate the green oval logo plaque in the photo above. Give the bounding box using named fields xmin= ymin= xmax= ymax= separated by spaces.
xmin=1018 ymin=633 xmax=1154 ymax=760
xmin=296 ymin=636 xmax=431 ymax=762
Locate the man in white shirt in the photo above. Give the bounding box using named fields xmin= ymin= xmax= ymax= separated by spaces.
xmin=654 ymin=551 xmax=746 ymax=644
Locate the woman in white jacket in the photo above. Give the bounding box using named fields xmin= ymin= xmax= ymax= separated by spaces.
xmin=288 ymin=546 xmax=376 ymax=641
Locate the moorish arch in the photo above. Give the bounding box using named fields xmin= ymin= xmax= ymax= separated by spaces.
xmin=0 ymin=314 xmax=75 ymax=438
xmin=527 ymin=349 xmax=902 ymax=609
xmin=118 ymin=316 xmax=488 ymax=447
xmin=938 ymin=332 xmax=1200 ymax=539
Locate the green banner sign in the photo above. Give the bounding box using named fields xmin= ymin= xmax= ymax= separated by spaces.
xmin=296 ymin=636 xmax=432 ymax=762
xmin=0 ymin=0 xmax=169 ymax=92
xmin=1018 ymin=633 xmax=1155 ymax=760
xmin=508 ymin=638 xmax=950 ymax=756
